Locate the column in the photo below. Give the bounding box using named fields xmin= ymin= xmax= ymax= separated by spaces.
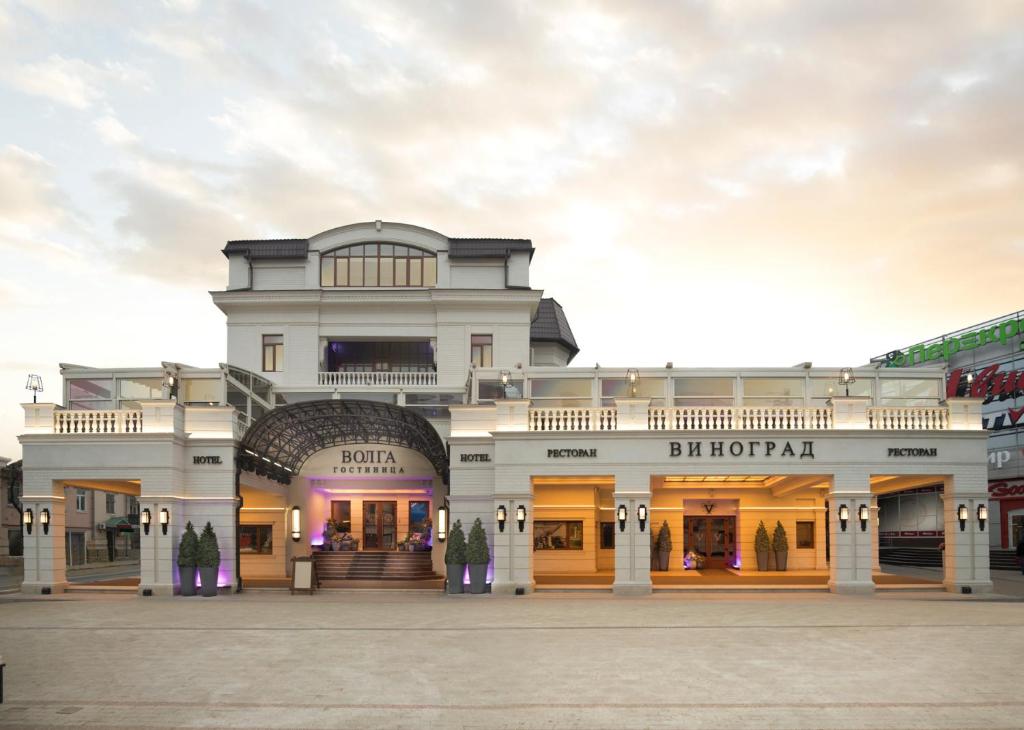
xmin=21 ymin=494 xmax=67 ymax=594
xmin=942 ymin=469 xmax=992 ymax=594
xmin=827 ymin=471 xmax=874 ymax=594
xmin=871 ymin=496 xmax=880 ymax=572
xmin=140 ymin=498 xmax=184 ymax=596
xmin=613 ymin=480 xmax=652 ymax=596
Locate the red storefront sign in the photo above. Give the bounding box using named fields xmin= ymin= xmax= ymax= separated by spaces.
xmin=989 ymin=478 xmax=1024 ymax=548
xmin=988 ymin=479 xmax=1024 ymax=499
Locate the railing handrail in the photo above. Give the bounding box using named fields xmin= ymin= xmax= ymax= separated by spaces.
xmin=318 ymin=371 xmax=438 ymax=387
xmin=648 ymin=405 xmax=834 ymax=431
xmin=53 ymin=409 xmax=143 ymax=434
xmin=867 ymin=405 xmax=950 ymax=430
xmin=528 ymin=406 xmax=618 ymax=431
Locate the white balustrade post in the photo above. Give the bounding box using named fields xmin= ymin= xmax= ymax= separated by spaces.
xmin=946 ymin=398 xmax=984 ymax=430
xmin=829 ymin=396 xmax=870 ymax=429
xmin=494 ymin=400 xmax=530 ymax=432
xmin=22 ymin=403 xmax=60 ymax=435
xmin=614 ymin=398 xmax=650 ymax=431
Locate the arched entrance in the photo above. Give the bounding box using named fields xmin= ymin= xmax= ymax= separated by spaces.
xmin=237 ymin=400 xmax=449 ymax=587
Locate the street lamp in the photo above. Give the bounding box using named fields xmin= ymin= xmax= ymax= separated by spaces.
xmin=22 ymin=508 xmax=33 ymax=536
xmin=626 ymin=368 xmax=639 ymax=396
xmin=25 ymin=375 xmax=43 ymax=403
xmin=977 ymin=504 xmax=988 ymax=531
xmin=436 ymin=505 xmax=448 ymax=543
xmin=957 ymin=504 xmax=968 ymax=531
xmin=839 ymin=368 xmax=855 ymax=397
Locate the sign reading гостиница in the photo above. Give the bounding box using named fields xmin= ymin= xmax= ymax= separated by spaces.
xmin=886 ymin=316 xmax=1022 ymax=367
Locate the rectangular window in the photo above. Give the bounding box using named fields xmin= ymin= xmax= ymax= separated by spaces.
xmin=600 ymin=522 xmax=615 ymax=549
xmin=349 ymin=257 xmax=364 ymax=286
xmin=320 ymin=256 xmax=335 ymax=287
xmin=239 ymin=524 xmax=273 ymax=554
xmin=336 ymin=257 xmax=349 ymax=286
xmin=471 ymin=335 xmax=493 ymax=368
xmin=182 ymin=378 xmax=221 ymax=405
xmin=331 ymin=501 xmax=352 ymax=533
xmin=879 ymin=378 xmax=942 ymax=406
xmin=601 ymin=377 xmax=665 ymax=406
xmin=529 ymin=378 xmax=593 ymax=407
xmin=127 ymin=496 xmax=139 ymax=516
xmin=673 ymin=377 xmax=735 ymax=407
xmin=364 ymin=257 xmax=378 ymax=287
xmin=742 ymin=378 xmax=805 ymax=406
xmin=796 ymin=521 xmax=815 ymax=549
xmin=423 ymin=257 xmax=437 ymax=287
xmin=409 ymin=257 xmax=422 ymax=286
xmin=105 ymin=493 xmax=115 ymax=514
xmin=395 ymin=258 xmax=407 ymax=286
xmin=262 ymin=335 xmax=284 ymax=372
xmin=533 ymin=520 xmax=584 ymax=550
xmin=76 ymin=489 xmax=86 ymax=512
xmin=118 ymin=377 xmax=163 ymax=401
xmin=379 ymin=257 xmax=394 ymax=286
xmin=810 ymin=378 xmax=872 ymax=404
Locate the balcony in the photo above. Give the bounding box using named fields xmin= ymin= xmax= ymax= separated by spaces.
xmin=22 ymin=402 xmax=244 ymax=439
xmin=318 ymin=371 xmax=438 ymax=387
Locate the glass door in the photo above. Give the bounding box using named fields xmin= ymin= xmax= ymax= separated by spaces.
xmin=363 ymin=501 xmax=398 ymax=550
xmin=683 ymin=516 xmax=736 ymax=568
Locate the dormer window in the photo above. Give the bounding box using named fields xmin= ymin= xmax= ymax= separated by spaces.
xmin=320 ymin=243 xmax=437 ymax=288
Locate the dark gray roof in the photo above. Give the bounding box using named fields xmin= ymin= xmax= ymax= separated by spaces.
xmin=530 ymin=298 xmax=579 ymax=362
xmin=449 ymin=238 xmax=534 ymax=259
xmin=222 ymin=239 xmax=309 ymax=259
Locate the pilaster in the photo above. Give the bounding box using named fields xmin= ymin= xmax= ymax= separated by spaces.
xmin=942 ymin=469 xmax=993 ymax=594
xmin=827 ymin=472 xmax=874 ymax=594
xmin=613 ymin=478 xmax=652 ymax=595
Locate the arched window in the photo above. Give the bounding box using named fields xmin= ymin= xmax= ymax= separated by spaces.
xmin=320 ymin=243 xmax=437 ymax=288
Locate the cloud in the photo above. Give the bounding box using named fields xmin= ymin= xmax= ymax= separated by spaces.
xmin=94 ymin=114 xmax=138 ymax=146
xmin=4 ymin=53 xmax=151 ymax=109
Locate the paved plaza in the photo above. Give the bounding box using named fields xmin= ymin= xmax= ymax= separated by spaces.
xmin=0 ymin=587 xmax=1022 ymax=729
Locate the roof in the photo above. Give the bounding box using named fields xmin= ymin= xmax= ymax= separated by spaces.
xmin=222 ymin=239 xmax=309 ymax=259
xmin=449 ymin=238 xmax=534 ymax=260
xmin=530 ymin=298 xmax=579 ymax=362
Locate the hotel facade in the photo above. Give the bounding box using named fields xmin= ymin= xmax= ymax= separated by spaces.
xmin=17 ymin=222 xmax=993 ymax=596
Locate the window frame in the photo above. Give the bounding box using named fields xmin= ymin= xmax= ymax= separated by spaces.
xmin=105 ymin=493 xmax=115 ymax=514
xmin=796 ymin=521 xmax=815 ymax=549
xmin=75 ymin=489 xmax=87 ymax=512
xmin=470 ymin=334 xmax=493 ymax=368
xmin=600 ymin=521 xmax=615 ymax=550
xmin=262 ymin=334 xmax=284 ymax=372
xmin=533 ymin=520 xmax=584 ymax=551
xmin=239 ymin=524 xmax=274 ymax=555
xmin=320 ymin=243 xmax=438 ymax=288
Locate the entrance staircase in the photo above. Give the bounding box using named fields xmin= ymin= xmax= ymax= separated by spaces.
xmin=312 ymin=551 xmax=442 ymax=587
xmin=880 ymin=547 xmax=1019 ymax=571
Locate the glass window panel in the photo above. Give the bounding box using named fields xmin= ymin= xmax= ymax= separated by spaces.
xmin=409 ymin=501 xmax=430 ymax=533
xmin=320 ymin=257 xmax=335 ymax=287
xmin=674 ymin=377 xmax=734 ymax=397
xmin=533 ymin=521 xmax=584 ymax=550
xmin=119 ymin=377 xmax=163 ymax=400
xmin=348 ymin=245 xmax=363 ymax=256
xmin=395 ymin=258 xmax=407 ymax=286
xmin=68 ymin=379 xmax=113 ymax=401
xmin=330 ymin=501 xmax=352 ymax=532
xmin=478 ymin=380 xmax=523 ymax=400
xmin=880 ymin=379 xmax=941 ymax=400
xmin=423 ymin=257 xmax=437 ymax=286
xmin=743 ymin=378 xmax=805 ymax=398
xmin=349 ymin=257 xmax=364 ymax=286
xmin=409 ymin=258 xmax=422 ymax=286
xmin=69 ymin=400 xmax=114 ymax=411
xmin=600 ymin=522 xmax=615 ymax=549
xmin=409 ymin=247 xmax=423 ymax=258
xmin=364 ymin=257 xmax=378 ymax=286
xmin=380 ymin=244 xmax=394 ymax=256
xmin=796 ymin=521 xmax=814 ymax=549
xmin=336 ymin=258 xmax=348 ymax=286
xmin=811 ymin=378 xmax=872 ymax=399
xmin=239 ymin=525 xmax=273 ymax=554
xmin=379 ymin=257 xmax=394 ymax=286
xmin=601 ymin=378 xmax=665 ymax=399
xmin=364 ymin=243 xmax=378 ymax=257
xmin=182 ymin=379 xmax=221 ymax=404
xmin=530 ymin=379 xmax=592 ymax=398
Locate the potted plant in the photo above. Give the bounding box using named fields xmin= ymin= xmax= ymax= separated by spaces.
xmin=444 ymin=519 xmax=467 ymax=594
xmin=656 ymin=521 xmax=672 ymax=571
xmin=177 ymin=521 xmax=199 ymax=596
xmin=466 ymin=518 xmax=490 ymax=594
xmin=772 ymin=520 xmax=789 ymax=572
xmin=197 ymin=521 xmax=220 ymax=597
xmin=755 ymin=520 xmax=771 ymax=572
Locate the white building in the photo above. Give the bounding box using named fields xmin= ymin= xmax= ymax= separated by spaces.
xmin=17 ymin=221 xmax=992 ymax=596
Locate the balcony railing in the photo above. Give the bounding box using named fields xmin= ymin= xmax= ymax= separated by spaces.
xmin=529 ymin=407 xmax=618 ymax=431
xmin=868 ymin=406 xmax=949 ymax=430
xmin=54 ymin=409 xmax=143 ymax=434
xmin=649 ymin=406 xmax=834 ymax=431
xmin=318 ymin=371 xmax=438 ymax=387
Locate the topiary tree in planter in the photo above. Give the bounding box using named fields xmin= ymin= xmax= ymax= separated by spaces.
xmin=772 ymin=520 xmax=789 ymax=572
xmin=656 ymin=521 xmax=672 ymax=571
xmin=754 ymin=520 xmax=771 ymax=572
xmin=197 ymin=521 xmax=220 ymax=597
xmin=177 ymin=521 xmax=200 ymax=596
xmin=466 ymin=518 xmax=490 ymax=594
xmin=444 ymin=519 xmax=467 ymax=594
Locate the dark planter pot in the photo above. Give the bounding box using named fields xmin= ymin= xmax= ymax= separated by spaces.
xmin=179 ymin=566 xmax=197 ymax=596
xmin=446 ymin=563 xmax=465 ymax=594
xmin=468 ymin=563 xmax=488 ymax=594
xmin=775 ymin=551 xmax=788 ymax=572
xmin=199 ymin=566 xmax=219 ymax=597
xmin=756 ymin=551 xmax=769 ymax=572
xmin=658 ymin=550 xmax=670 ymax=571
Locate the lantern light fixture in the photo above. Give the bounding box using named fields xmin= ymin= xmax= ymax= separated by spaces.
xmin=626 ymin=368 xmax=639 ymax=396
xmin=500 ymin=370 xmax=510 ymax=386
xmin=977 ymin=504 xmax=988 ymax=531
xmin=23 ymin=508 xmax=33 ymax=535
xmin=141 ymin=508 xmax=152 ymax=536
xmin=839 ymin=368 xmax=856 ymax=396
xmin=25 ymin=374 xmax=44 ymax=403
xmin=516 ymin=504 xmax=527 ymax=532
xmin=437 ymin=505 xmax=448 ymax=543
xmin=957 ymin=504 xmax=968 ymax=531
xmin=496 ymin=504 xmax=507 ymax=532
xmin=40 ymin=508 xmax=50 ymax=535
xmin=290 ymin=505 xmax=302 ymax=542
xmin=617 ymin=504 xmax=628 ymax=532
xmin=966 ymin=371 xmax=975 ymax=385
xmin=637 ymin=504 xmax=648 ymax=532
xmin=858 ymin=504 xmax=869 ymax=532
xmin=838 ymin=504 xmax=849 ymax=532
xmin=159 ymin=507 xmax=170 ymax=535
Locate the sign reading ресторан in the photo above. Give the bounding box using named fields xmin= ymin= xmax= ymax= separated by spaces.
xmin=888 ymin=447 xmax=938 ymax=457
xmin=547 ymin=448 xmax=597 ymax=458
xmin=669 ymin=440 xmax=816 ymax=459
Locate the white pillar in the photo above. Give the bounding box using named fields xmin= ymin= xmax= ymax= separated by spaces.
xmin=942 ymin=469 xmax=993 ymax=594
xmin=871 ymin=495 xmax=880 ymax=572
xmin=828 ymin=472 xmax=874 ymax=594
xmin=21 ymin=494 xmax=67 ymax=594
xmin=140 ymin=497 xmax=183 ymax=596
xmin=613 ymin=481 xmax=651 ymax=596
xmin=487 ymin=472 xmax=533 ymax=594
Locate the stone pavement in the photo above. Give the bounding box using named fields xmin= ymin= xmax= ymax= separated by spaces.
xmin=0 ymin=588 xmax=1022 ymax=729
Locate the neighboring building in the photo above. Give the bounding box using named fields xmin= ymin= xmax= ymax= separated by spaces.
xmin=16 ymin=221 xmax=992 ymax=596
xmin=872 ymin=311 xmax=1024 ymax=550
xmin=0 ymin=458 xmax=21 ymax=556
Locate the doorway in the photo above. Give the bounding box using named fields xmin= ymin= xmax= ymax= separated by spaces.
xmin=684 ymin=516 xmax=736 ymax=568
xmin=363 ymin=501 xmax=398 ymax=550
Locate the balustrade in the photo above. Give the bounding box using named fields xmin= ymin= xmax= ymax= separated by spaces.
xmin=868 ymin=406 xmax=950 ymax=430
xmin=318 ymin=371 xmax=438 ymax=387
xmin=54 ymin=409 xmax=143 ymax=434
xmin=528 ymin=407 xmax=618 ymax=431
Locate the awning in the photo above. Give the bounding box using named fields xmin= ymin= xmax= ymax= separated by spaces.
xmin=103 ymin=516 xmax=135 ymax=532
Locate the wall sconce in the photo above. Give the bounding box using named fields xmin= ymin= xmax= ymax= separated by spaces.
xmin=516 ymin=504 xmax=527 ymax=532
xmin=25 ymin=374 xmax=44 ymax=403
xmin=500 ymin=370 xmax=510 ymax=386
xmin=618 ymin=504 xmax=627 ymax=532
xmin=40 ymin=508 xmax=50 ymax=536
xmin=637 ymin=504 xmax=648 ymax=532
xmin=839 ymin=368 xmax=856 ymax=396
xmin=838 ymin=504 xmax=849 ymax=532
xmin=164 ymin=373 xmax=178 ymax=400
xmin=858 ymin=504 xmax=869 ymax=531
xmin=437 ymin=505 xmax=448 ymax=543
xmin=141 ymin=508 xmax=152 ymax=536
xmin=22 ymin=508 xmax=33 ymax=536
xmin=291 ymin=506 xmax=302 ymax=542
xmin=496 ymin=504 xmax=507 ymax=532
xmin=977 ymin=504 xmax=988 ymax=532
xmin=958 ymin=504 xmax=968 ymax=531
xmin=626 ymin=368 xmax=639 ymax=396
xmin=159 ymin=507 xmax=170 ymax=535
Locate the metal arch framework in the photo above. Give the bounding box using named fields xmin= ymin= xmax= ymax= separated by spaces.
xmin=238 ymin=400 xmax=449 ymax=485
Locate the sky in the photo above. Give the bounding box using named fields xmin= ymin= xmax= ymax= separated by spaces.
xmin=1 ymin=0 xmax=1023 ymax=459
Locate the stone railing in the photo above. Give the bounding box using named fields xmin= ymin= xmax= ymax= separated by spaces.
xmin=54 ymin=409 xmax=143 ymax=434
xmin=868 ymin=406 xmax=950 ymax=431
xmin=529 ymin=407 xmax=618 ymax=431
xmin=318 ymin=371 xmax=438 ymax=387
xmin=649 ymin=406 xmax=833 ymax=431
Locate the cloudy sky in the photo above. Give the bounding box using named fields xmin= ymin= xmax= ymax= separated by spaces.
xmin=1 ymin=0 xmax=1023 ymax=458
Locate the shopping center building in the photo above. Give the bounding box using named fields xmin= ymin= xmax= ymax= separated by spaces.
xmin=16 ymin=221 xmax=993 ymax=596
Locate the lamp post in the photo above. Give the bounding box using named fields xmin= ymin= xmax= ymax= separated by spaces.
xmin=25 ymin=374 xmax=43 ymax=403
xmin=626 ymin=368 xmax=639 ymax=397
xmin=839 ymin=368 xmax=855 ymax=397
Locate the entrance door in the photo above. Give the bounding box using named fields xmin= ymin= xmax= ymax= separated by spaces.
xmin=684 ymin=516 xmax=736 ymax=568
xmin=363 ymin=501 xmax=398 ymax=550
xmin=1012 ymin=515 xmax=1024 ymax=549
